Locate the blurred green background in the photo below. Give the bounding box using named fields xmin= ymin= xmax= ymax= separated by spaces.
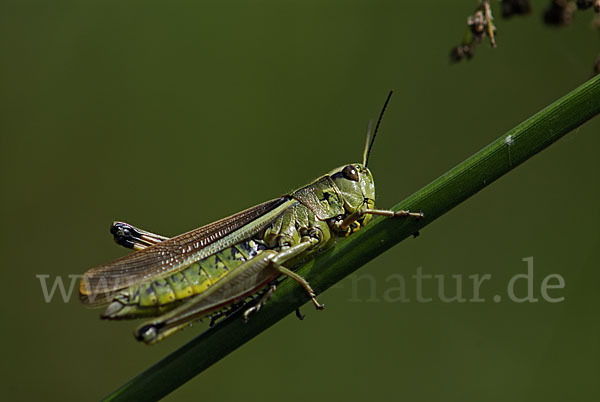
xmin=1 ymin=1 xmax=599 ymax=401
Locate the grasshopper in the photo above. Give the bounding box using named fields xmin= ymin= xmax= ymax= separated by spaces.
xmin=79 ymin=91 xmax=423 ymax=344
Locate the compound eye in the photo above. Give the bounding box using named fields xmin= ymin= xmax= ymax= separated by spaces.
xmin=341 ymin=165 xmax=359 ymax=182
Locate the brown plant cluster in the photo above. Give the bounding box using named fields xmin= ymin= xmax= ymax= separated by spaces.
xmin=450 ymin=0 xmax=599 ymax=75
xmin=451 ymin=0 xmax=527 ymax=62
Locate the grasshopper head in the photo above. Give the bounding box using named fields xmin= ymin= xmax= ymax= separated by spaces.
xmin=329 ymin=163 xmax=376 ymax=224
xmin=328 ymin=90 xmax=393 ymax=228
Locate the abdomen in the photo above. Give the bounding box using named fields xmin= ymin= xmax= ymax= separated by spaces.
xmin=102 ymin=238 xmax=267 ymax=319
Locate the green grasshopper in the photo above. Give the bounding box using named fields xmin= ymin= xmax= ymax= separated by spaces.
xmin=79 ymin=91 xmax=423 ymax=344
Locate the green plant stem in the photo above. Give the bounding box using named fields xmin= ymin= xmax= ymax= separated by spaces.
xmin=104 ymin=75 xmax=600 ymax=401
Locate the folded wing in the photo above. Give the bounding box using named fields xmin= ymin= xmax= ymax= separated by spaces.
xmin=79 ymin=197 xmax=292 ymax=306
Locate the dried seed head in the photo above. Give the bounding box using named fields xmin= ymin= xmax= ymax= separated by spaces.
xmin=543 ymin=0 xmax=576 ymax=26
xmin=449 ymin=44 xmax=475 ymax=63
xmin=450 ymin=0 xmax=497 ymax=62
xmin=576 ymin=0 xmax=595 ymax=10
xmin=502 ymin=0 xmax=532 ymax=18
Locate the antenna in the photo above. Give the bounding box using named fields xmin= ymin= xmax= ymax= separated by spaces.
xmin=362 ymin=120 xmax=373 ymax=166
xmin=363 ymin=90 xmax=393 ymax=167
